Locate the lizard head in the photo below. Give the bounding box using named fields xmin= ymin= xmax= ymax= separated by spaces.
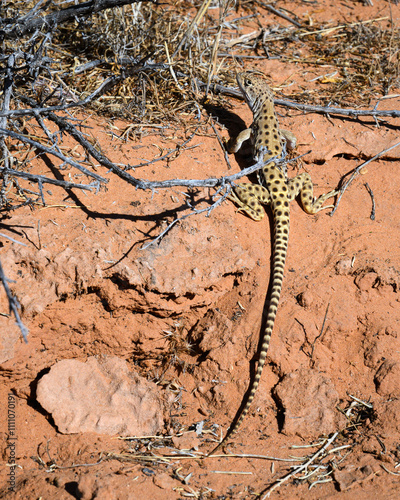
xmin=236 ymin=72 xmax=275 ymax=115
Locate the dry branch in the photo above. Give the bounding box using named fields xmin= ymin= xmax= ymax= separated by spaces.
xmin=274 ymin=99 xmax=400 ymax=119
xmin=0 ymin=127 xmax=107 ymax=184
xmin=0 ymin=0 xmax=154 ymax=41
xmin=193 ymin=78 xmax=400 ymax=119
xmin=0 ymin=258 xmax=28 ymax=342
xmin=0 ymin=168 xmax=98 ymax=192
xmin=331 ymin=140 xmax=400 ymax=216
xmin=258 ymin=1 xmax=302 ymax=28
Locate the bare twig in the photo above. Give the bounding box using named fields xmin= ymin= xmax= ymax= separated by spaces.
xmin=192 ymin=78 xmax=400 ymax=119
xmin=258 ymin=1 xmax=302 ymax=28
xmin=261 ymin=403 xmax=357 ymax=498
xmin=0 ymin=0 xmax=153 ymax=41
xmin=330 ymin=140 xmax=400 ymax=216
xmin=273 ymin=98 xmax=400 ymax=119
xmin=0 ymin=53 xmax=16 ymax=205
xmin=364 ymin=183 xmax=376 ymax=220
xmin=0 ymin=258 xmax=28 ymax=342
xmin=0 ymin=234 xmax=27 ymax=246
xmin=136 ymin=153 xmax=284 ymax=190
xmin=0 ymin=168 xmax=98 ymax=192
xmin=0 ymin=127 xmax=107 ymax=184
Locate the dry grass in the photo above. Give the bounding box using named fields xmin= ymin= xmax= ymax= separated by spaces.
xmin=3 ymin=1 xmax=398 ymax=131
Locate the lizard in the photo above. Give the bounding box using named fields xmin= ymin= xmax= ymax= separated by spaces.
xmin=208 ymin=72 xmax=338 ymax=456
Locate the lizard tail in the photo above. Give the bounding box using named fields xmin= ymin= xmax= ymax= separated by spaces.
xmin=208 ymin=216 xmax=289 ymax=457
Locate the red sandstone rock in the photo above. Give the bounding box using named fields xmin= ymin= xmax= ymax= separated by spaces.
xmin=36 ymin=356 xmax=164 ymax=436
xmin=273 ymin=368 xmax=345 ymax=438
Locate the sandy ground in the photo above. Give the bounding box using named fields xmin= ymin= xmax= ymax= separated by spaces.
xmin=1 ymin=1 xmax=400 ymax=499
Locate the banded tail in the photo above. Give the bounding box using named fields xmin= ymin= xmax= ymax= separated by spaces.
xmin=208 ymin=213 xmax=289 ymax=456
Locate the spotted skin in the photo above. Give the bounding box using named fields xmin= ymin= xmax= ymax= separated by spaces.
xmin=208 ymin=72 xmax=338 ymax=456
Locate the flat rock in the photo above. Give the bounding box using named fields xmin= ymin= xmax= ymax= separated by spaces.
xmin=333 ymin=455 xmax=379 ymax=491
xmin=273 ymin=368 xmax=345 ymax=438
xmin=374 ymin=359 xmax=400 ymax=397
xmin=36 ymin=355 xmax=164 ymax=436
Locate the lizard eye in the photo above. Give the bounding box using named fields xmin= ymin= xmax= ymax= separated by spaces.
xmin=244 ymin=78 xmax=251 ymax=86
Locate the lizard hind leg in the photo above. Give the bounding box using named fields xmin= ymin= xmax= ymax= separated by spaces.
xmin=287 ymin=172 xmax=338 ymax=214
xmin=229 ymin=183 xmax=271 ymax=221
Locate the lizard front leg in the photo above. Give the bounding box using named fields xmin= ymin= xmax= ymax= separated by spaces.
xmin=226 ymin=127 xmax=252 ymax=154
xmin=280 ymin=129 xmax=297 ymax=151
xmin=228 ymin=128 xmax=296 ymax=155
xmin=227 ymin=128 xmax=272 ymax=220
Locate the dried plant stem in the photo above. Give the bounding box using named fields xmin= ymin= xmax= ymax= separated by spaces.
xmin=258 ymin=1 xmax=302 ymax=28
xmin=0 ymin=168 xmax=98 ymax=192
xmin=0 ymin=258 xmax=28 ymax=342
xmin=173 ymin=0 xmax=213 ymax=57
xmin=261 ymin=403 xmax=357 ymax=498
xmin=192 ymin=78 xmax=400 ymax=118
xmin=331 ymin=140 xmax=400 ymax=216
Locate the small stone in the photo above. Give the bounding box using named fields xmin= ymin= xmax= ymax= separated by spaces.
xmin=75 ymin=476 xmax=97 ymax=500
xmin=335 ymin=258 xmax=353 ymax=275
xmin=297 ymin=290 xmax=313 ymax=308
xmin=153 ymin=472 xmax=178 ymax=490
xmin=355 ymin=272 xmax=379 ymax=291
xmin=374 ymin=360 xmax=400 ymax=397
xmin=333 ymin=457 xmax=378 ymax=491
xmin=171 ymin=431 xmax=201 ymax=450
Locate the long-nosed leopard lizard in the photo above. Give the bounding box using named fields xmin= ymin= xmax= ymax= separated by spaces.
xmin=208 ymin=72 xmax=338 ymax=456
